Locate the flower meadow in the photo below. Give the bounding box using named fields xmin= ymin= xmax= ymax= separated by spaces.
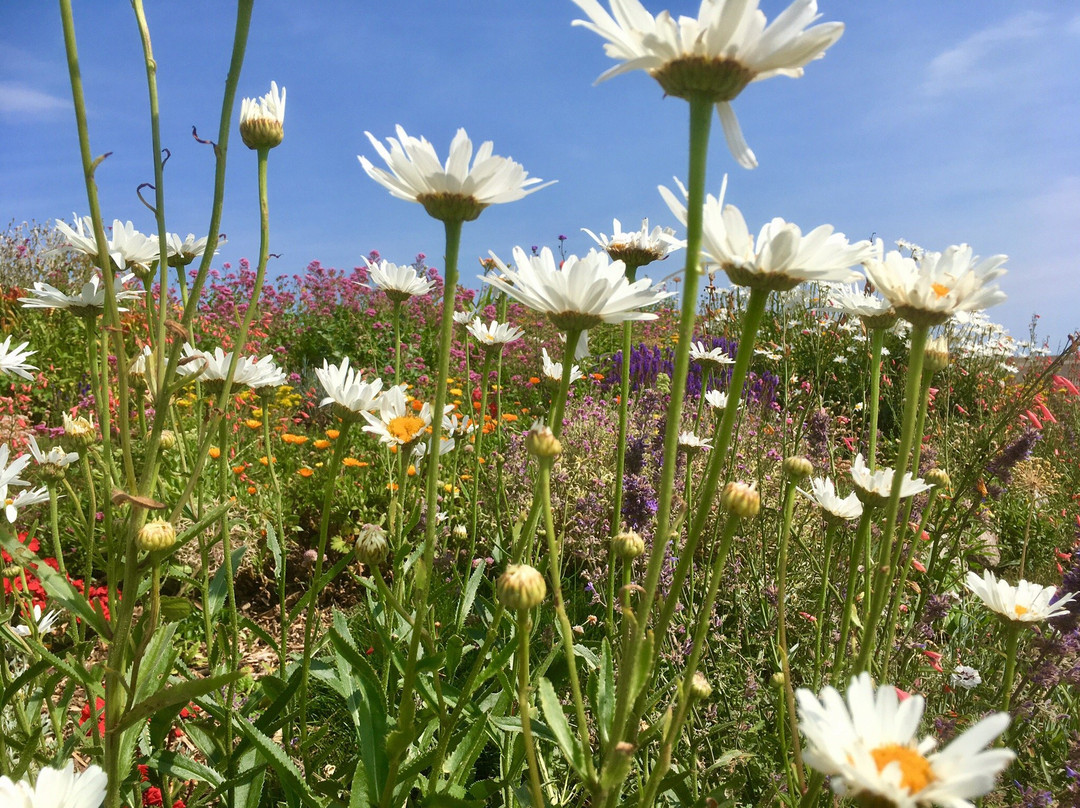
xmin=4 ymin=2 xmax=1080 ymax=808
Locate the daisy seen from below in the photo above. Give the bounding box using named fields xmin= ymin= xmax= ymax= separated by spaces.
xmin=365 ymin=258 xmax=436 ymax=302
xmin=166 ymin=232 xmax=221 ymax=267
xmin=482 ymin=246 xmax=673 ymax=332
xmin=850 ymin=453 xmax=932 ymax=508
xmin=239 ymin=80 xmax=286 ymax=150
xmin=797 ymin=672 xmax=1013 ymax=807
xmin=176 ymin=345 xmax=286 ymax=391
xmin=19 ymin=273 xmax=141 ymax=316
xmin=862 ymin=239 xmax=1007 ymax=327
xmin=964 ymin=569 xmax=1077 ymax=624
xmin=799 ymin=476 xmax=863 ymax=521
xmin=581 ymin=217 xmax=678 ymax=270
xmin=53 ymin=215 xmax=158 ymax=271
xmin=689 ymin=340 xmax=736 ymax=370
xmin=0 ymin=335 xmax=37 ymax=380
xmin=661 ymin=177 xmax=872 ymax=291
xmin=0 ymin=759 xmax=107 ymax=808
xmin=315 ymin=357 xmax=384 ymax=416
xmin=572 ymin=0 xmax=845 ymax=169
xmin=704 ymin=389 xmax=734 ymax=410
xmin=825 ymin=283 xmax=898 ymax=330
xmin=677 ymin=430 xmax=712 ymax=452
xmin=541 ymin=347 xmax=584 ymax=385
xmin=5 ymin=486 xmax=50 ymax=523
xmin=466 ymin=318 xmax=524 ymax=350
xmin=13 ymin=604 xmax=62 ymax=637
xmin=359 ymin=125 xmax=553 ymax=222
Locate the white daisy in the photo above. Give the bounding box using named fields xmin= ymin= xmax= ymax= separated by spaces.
xmin=482 ymin=246 xmax=673 ymax=332
xmin=704 ymin=389 xmax=734 ymax=410
xmin=850 ymin=453 xmax=933 ymax=507
xmin=4 ymin=485 xmax=49 ymax=523
xmin=52 ymin=213 xmax=99 ymax=258
xmin=315 ymin=357 xmax=384 ymax=415
xmin=26 ymin=436 xmax=79 ymax=471
xmin=0 ymin=444 xmax=31 ymax=496
xmin=362 ymin=384 xmax=439 ymax=447
xmin=797 ymin=672 xmax=1013 ymax=807
xmin=108 ymin=220 xmax=159 ymax=273
xmin=166 ymin=232 xmax=220 ymax=267
xmin=689 ymin=340 xmax=736 ymax=369
xmin=0 ymin=335 xmax=37 ymax=381
xmin=13 ymin=604 xmax=62 ymax=638
xmin=19 ymin=273 xmax=141 ymax=316
xmin=176 ymin=345 xmax=286 ymax=390
xmin=863 ymin=239 xmax=1007 ymax=327
xmin=825 ymin=283 xmax=897 ymax=329
xmin=541 ymin=347 xmax=584 ymax=385
xmin=581 ymin=217 xmax=679 ymax=268
xmin=452 ymin=310 xmax=475 ymax=326
xmin=678 ymin=431 xmax=712 ymax=452
xmin=798 ymin=476 xmax=863 ymax=521
xmin=964 ymin=570 xmax=1077 ymax=624
xmin=661 ymin=177 xmax=872 ymax=290
xmin=365 ymin=258 xmax=436 ymax=302
xmin=572 ymin=0 xmax=845 ymax=169
xmin=466 ymin=318 xmax=524 ymax=349
xmin=359 ymin=125 xmax=553 ymax=222
xmin=239 ymin=80 xmax=286 ymax=150
xmin=0 ymin=759 xmax=108 ymax=808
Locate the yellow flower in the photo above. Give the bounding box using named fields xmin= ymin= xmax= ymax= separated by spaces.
xmin=245 ymin=418 xmax=262 ymax=429
xmin=313 ymin=439 xmax=331 ymax=450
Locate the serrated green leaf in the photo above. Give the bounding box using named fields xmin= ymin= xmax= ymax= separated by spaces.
xmin=456 ymin=559 xmax=485 ymax=631
xmin=232 ymin=716 xmax=319 ymax=808
xmin=537 ymin=677 xmax=587 ymax=779
xmin=155 ymin=751 xmax=225 ymax=787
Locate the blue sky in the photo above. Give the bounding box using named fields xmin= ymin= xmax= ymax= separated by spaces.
xmin=2 ymin=1 xmax=1078 ymax=346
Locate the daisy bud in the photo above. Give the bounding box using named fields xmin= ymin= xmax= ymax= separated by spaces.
xmin=688 ymin=672 xmax=713 ymax=701
xmin=452 ymin=524 xmax=468 ymax=541
xmin=137 ymin=518 xmax=176 ymax=553
xmin=62 ymin=414 xmax=96 ymax=450
xmin=721 ymin=481 xmax=760 ymax=519
xmin=239 ymin=82 xmax=286 ymax=151
xmin=924 ymin=336 xmax=950 ymax=374
xmin=770 ymin=672 xmax=786 ymax=690
xmin=497 ymin=564 xmax=547 ymax=610
xmin=782 ymin=456 xmax=813 ymax=480
xmin=612 ymin=529 xmax=645 ymax=561
xmin=355 ymin=524 xmax=389 ymax=566
xmin=925 ymin=468 xmax=951 ymax=491
xmin=39 ymin=462 xmax=67 ymax=485
xmin=159 ymin=430 xmax=177 ymax=451
xmin=525 ymin=422 xmax=562 ymax=459
xmin=3 ymin=564 xmax=21 ymax=579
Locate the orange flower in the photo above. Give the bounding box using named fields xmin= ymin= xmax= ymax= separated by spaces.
xmin=326 ymin=428 xmax=340 ymax=439
xmin=247 ymin=485 xmax=257 ymax=495
xmin=245 ymin=418 xmax=262 ymax=429
xmin=591 ymin=373 xmax=605 ymax=381
xmin=501 ymin=413 xmax=518 ymax=422
xmin=410 ymin=399 xmax=424 ymax=412
xmin=282 ymin=433 xmax=308 ymax=445
xmin=528 ymin=376 xmax=541 ymax=385
xmin=313 ymin=439 xmax=331 ymax=450
xmin=209 ymin=447 xmax=221 ymax=459
xmin=259 ymin=455 xmax=276 ymax=465
xmin=343 ymin=457 xmax=368 ymax=468
xmin=232 ymin=464 xmax=246 ymax=474
xmin=460 ymin=473 xmax=472 ymax=481
xmin=407 ymin=464 xmax=417 ymax=477
xmin=298 ymin=467 xmax=314 ymax=478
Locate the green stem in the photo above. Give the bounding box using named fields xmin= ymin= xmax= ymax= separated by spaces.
xmin=610 ymin=265 xmax=640 ymax=539
xmin=541 ymin=461 xmax=597 ymax=787
xmin=854 ymin=323 xmax=929 ymax=674
xmin=867 ymin=328 xmax=885 ymax=469
xmin=262 ymin=399 xmax=288 ymax=674
xmin=776 ymin=481 xmax=806 ymax=791
xmin=811 ymin=524 xmax=838 ymax=691
xmin=393 ymin=300 xmax=403 ymax=386
xmin=1001 ymin=622 xmax=1022 ymax=713
xmin=383 ymin=217 xmax=463 ymax=808
xmin=470 ymin=350 xmax=494 ymax=551
xmin=298 ymin=419 xmax=353 ymax=753
xmin=833 ymin=508 xmax=872 ymax=681
xmin=515 ymin=610 xmax=545 ymax=808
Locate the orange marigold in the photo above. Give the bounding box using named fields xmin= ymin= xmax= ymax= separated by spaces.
xmin=298 ymin=467 xmax=314 ymax=478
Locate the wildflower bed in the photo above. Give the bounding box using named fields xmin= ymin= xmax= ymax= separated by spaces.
xmin=2 ymin=2 xmax=1080 ymax=808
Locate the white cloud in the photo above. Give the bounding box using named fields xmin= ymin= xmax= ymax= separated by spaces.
xmin=923 ymin=12 xmax=1050 ymax=96
xmin=0 ymin=81 xmax=68 ymax=117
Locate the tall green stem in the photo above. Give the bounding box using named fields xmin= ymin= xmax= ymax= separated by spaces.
xmin=854 ymin=323 xmax=929 ymax=673
xmin=775 ymin=479 xmax=806 ymax=790
xmin=514 ymin=611 xmax=545 ymax=808
xmin=1000 ymin=622 xmax=1022 ymax=713
xmin=866 ymin=327 xmax=885 ymax=469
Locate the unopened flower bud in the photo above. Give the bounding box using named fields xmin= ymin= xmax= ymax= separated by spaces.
xmin=39 ymin=463 xmax=67 ymax=485
xmin=925 ymin=468 xmax=951 ymax=490
xmin=239 ymin=82 xmax=286 ymax=151
xmin=497 ymin=564 xmax=546 ymax=610
xmin=355 ymin=524 xmax=389 ymax=566
xmin=612 ymin=530 xmax=645 ymax=561
xmin=782 ymin=456 xmax=813 ymax=480
xmin=525 ymin=422 xmax=562 ymax=459
xmin=159 ymin=430 xmax=177 ymax=451
xmin=137 ymin=518 xmax=176 ymax=552
xmin=770 ymin=672 xmax=786 ymax=690
xmin=721 ymin=481 xmax=760 ymax=518
xmin=688 ymin=671 xmax=712 ymax=701
xmin=3 ymin=564 xmax=21 ymax=579
xmin=452 ymin=524 xmax=468 ymax=541
xmin=62 ymin=414 xmax=96 ymax=450
xmin=924 ymin=336 xmax=950 ymax=374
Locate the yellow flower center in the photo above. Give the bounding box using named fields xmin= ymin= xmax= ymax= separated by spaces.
xmin=1014 ymin=604 xmax=1029 ymax=617
xmin=931 ymin=282 xmax=951 ymax=298
xmin=870 ymin=744 xmax=936 ymax=793
xmin=388 ymin=415 xmax=425 ymax=444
